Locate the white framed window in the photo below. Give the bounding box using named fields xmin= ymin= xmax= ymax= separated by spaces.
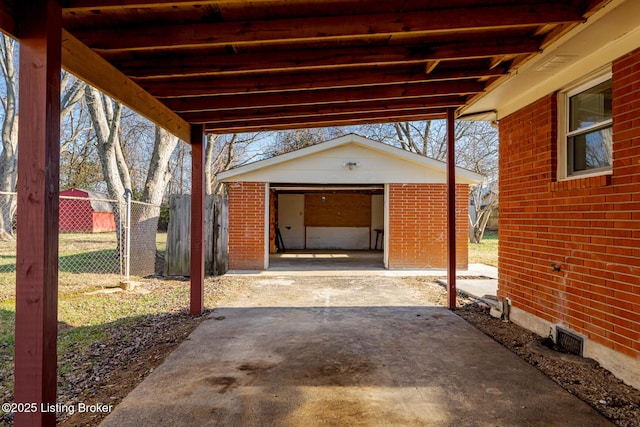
xmin=558 ymin=72 xmax=613 ymax=179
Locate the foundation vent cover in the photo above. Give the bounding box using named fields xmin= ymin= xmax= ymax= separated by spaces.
xmin=556 ymin=327 xmax=584 ymax=356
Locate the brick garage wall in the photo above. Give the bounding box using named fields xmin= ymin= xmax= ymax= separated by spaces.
xmin=499 ymin=48 xmax=640 ymax=359
xmin=387 ymin=183 xmax=469 ymax=269
xmin=227 ymin=182 xmax=266 ymax=270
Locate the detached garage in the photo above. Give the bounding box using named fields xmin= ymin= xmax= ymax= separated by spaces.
xmin=219 ymin=134 xmax=483 ymax=271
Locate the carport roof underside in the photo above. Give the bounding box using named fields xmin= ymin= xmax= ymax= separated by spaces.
xmin=0 ymin=0 xmax=610 ymax=142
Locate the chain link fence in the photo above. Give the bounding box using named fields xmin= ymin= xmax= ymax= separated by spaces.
xmin=0 ymin=192 xmax=17 ymax=280
xmin=59 ymin=192 xmax=124 ymax=276
xmin=0 ymin=191 xmax=166 ymax=285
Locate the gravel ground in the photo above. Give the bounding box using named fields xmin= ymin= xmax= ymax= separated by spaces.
xmin=2 ymin=275 xmax=639 ymax=426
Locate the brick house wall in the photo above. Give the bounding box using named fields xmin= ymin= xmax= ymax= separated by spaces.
xmin=228 ymin=182 xmax=266 ymax=270
xmin=499 ymin=48 xmax=640 ymax=365
xmin=387 ymin=183 xmax=469 ymax=269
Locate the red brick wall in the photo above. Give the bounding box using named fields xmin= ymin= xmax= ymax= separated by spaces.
xmin=499 ymin=48 xmax=640 ymax=358
xmin=228 ymin=182 xmax=266 ymax=270
xmin=387 ymin=184 xmax=469 ymax=269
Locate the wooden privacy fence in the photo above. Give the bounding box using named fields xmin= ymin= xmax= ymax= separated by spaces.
xmin=164 ymin=194 xmax=228 ymax=276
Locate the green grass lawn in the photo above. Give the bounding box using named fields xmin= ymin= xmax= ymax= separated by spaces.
xmin=0 ymin=232 xmax=168 ymax=276
xmin=0 ymin=231 xmax=171 ymax=399
xmin=0 ymin=277 xmax=194 ymax=404
xmin=468 ymin=230 xmax=498 ymax=267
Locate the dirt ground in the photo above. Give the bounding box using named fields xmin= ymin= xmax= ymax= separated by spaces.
xmin=6 ymin=274 xmax=637 ymax=426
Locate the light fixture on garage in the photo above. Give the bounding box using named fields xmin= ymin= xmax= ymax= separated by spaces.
xmin=344 ymin=161 xmax=359 ymax=170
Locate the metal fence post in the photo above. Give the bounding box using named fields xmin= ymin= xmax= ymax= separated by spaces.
xmin=124 ymin=189 xmax=132 ymax=283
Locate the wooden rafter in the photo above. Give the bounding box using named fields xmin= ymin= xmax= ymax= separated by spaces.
xmin=53 ymin=0 xmax=598 ymax=132
xmin=164 ymin=81 xmax=483 ymax=112
xmin=61 ymin=0 xmax=281 ymax=9
xmin=116 ymin=38 xmax=541 ymax=79
xmin=72 ymin=3 xmax=580 ymax=51
xmin=141 ymin=66 xmax=505 ymax=98
xmin=0 ymin=0 xmax=15 ymax=37
xmin=205 ymin=110 xmax=447 ymax=134
xmin=182 ymin=96 xmax=467 ymax=124
xmin=0 ymin=0 xmax=598 ymax=133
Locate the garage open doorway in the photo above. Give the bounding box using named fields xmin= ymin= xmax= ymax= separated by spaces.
xmin=220 ymin=135 xmax=481 ymax=271
xmin=270 ymin=184 xmax=385 ymax=270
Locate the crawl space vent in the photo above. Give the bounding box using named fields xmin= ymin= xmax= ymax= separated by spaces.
xmin=556 ymin=327 xmax=584 ymax=356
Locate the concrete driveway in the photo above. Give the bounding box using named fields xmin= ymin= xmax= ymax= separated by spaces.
xmin=101 ymin=275 xmax=612 ymax=427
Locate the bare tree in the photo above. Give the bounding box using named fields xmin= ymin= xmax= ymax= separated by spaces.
xmin=0 ymin=35 xmax=17 ymax=240
xmin=60 ymin=74 xmax=102 ymax=191
xmin=356 ymin=120 xmax=499 ymax=243
xmin=130 ymin=126 xmax=178 ymax=274
xmin=469 ymin=183 xmax=498 ymax=243
xmin=167 ymin=141 xmax=190 ymax=196
xmin=267 ymin=127 xmax=345 ymax=157
xmin=455 ymin=122 xmax=499 ymax=243
xmin=85 ymin=84 xmax=130 ymax=201
xmin=84 ymin=83 xmax=131 ymax=266
xmin=202 ymin=132 xmax=272 ymax=195
xmin=204 ymin=133 xmax=236 ymax=195
xmin=85 ymin=83 xmax=181 ymax=274
xmin=0 ymin=34 xmax=85 ymax=240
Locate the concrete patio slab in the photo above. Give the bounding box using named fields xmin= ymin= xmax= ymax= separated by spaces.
xmin=101 ymin=276 xmax=611 ymax=427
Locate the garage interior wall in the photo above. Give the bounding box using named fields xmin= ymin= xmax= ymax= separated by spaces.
xmin=276 ymin=192 xmax=384 ymax=250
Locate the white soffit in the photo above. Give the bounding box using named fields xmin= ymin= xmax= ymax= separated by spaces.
xmin=461 ymin=0 xmax=640 ymax=120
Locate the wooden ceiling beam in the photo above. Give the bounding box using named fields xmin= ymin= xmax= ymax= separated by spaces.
xmin=61 ymin=30 xmax=191 ymax=142
xmin=0 ymin=0 xmax=16 ymax=37
xmin=142 ymin=66 xmax=506 ymax=98
xmin=118 ymin=38 xmax=541 ymax=79
xmin=204 ymin=110 xmax=446 ymax=134
xmin=72 ymin=3 xmax=580 ymax=51
xmin=165 ymin=80 xmax=483 ymax=112
xmin=61 ymin=0 xmax=317 ymax=10
xmin=182 ymin=95 xmax=466 ymax=124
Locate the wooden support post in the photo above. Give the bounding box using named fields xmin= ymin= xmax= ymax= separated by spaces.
xmin=446 ymin=107 xmax=457 ymax=310
xmin=190 ymin=124 xmax=205 ymax=315
xmin=14 ymin=0 xmax=62 ymax=425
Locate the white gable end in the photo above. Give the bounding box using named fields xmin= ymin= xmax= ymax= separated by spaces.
xmin=219 ymin=135 xmax=483 ymax=184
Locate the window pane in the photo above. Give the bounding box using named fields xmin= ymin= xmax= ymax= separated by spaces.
xmin=569 ymin=80 xmax=612 ymax=132
xmin=569 ymin=126 xmax=612 ymax=172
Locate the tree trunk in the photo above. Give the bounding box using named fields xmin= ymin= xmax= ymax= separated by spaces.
xmin=204 ymin=134 xmax=217 ymax=195
xmin=84 ymin=84 xmax=128 ymax=258
xmin=129 ymin=127 xmax=178 ymax=276
xmin=86 ymin=82 xmax=181 ymax=276
xmin=0 ymin=35 xmax=17 ymax=240
xmin=469 ymin=184 xmax=498 ymax=244
xmin=0 ymin=39 xmax=85 ymax=241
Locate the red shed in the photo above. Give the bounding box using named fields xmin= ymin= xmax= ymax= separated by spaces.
xmin=59 ymin=188 xmax=117 ymax=233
